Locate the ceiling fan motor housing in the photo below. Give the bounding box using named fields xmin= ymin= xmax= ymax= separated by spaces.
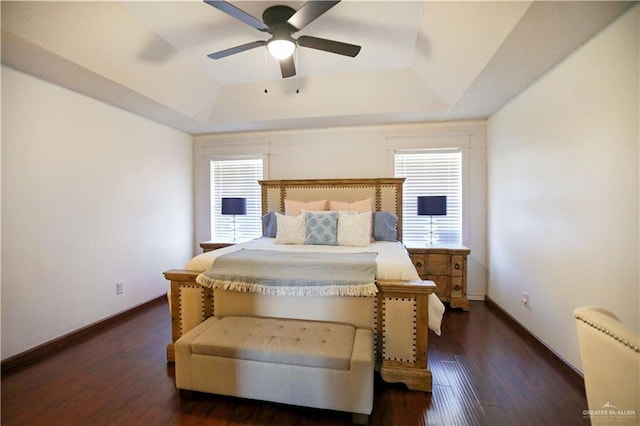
xmin=262 ymin=5 xmax=297 ymax=30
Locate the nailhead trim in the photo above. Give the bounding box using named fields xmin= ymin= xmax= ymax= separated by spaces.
xmin=178 ymin=284 xmax=206 ymax=336
xmin=381 ymin=297 xmax=417 ymax=363
xmin=373 ymin=299 xmax=378 ymax=358
xmin=575 ymin=314 xmax=640 ymax=353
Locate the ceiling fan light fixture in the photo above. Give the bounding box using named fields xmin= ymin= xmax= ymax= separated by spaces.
xmin=267 ymin=38 xmax=296 ymax=60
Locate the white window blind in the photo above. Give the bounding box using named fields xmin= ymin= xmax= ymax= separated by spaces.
xmin=394 ymin=149 xmax=462 ymax=245
xmin=210 ymin=158 xmax=263 ymax=241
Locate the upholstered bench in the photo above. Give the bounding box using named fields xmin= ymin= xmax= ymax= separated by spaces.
xmin=175 ymin=316 xmax=374 ymax=423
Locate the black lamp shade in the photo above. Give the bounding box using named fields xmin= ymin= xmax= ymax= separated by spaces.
xmin=221 ymin=198 xmax=247 ymax=215
xmin=417 ymin=196 xmax=447 ymax=216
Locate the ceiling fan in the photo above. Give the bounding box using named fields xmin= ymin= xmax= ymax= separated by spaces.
xmin=204 ymin=0 xmax=361 ymax=79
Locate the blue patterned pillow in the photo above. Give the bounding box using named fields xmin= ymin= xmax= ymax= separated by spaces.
xmin=304 ymin=211 xmax=338 ymax=245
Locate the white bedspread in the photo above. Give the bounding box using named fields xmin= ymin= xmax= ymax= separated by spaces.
xmin=183 ymin=238 xmax=444 ymax=335
xmin=187 ymin=238 xmax=421 ymax=281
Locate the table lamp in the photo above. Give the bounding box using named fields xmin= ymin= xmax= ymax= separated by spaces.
xmin=221 ymin=197 xmax=247 ymax=242
xmin=417 ymin=196 xmax=447 ymax=245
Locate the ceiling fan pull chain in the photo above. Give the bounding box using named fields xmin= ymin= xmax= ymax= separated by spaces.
xmin=295 ymin=49 xmax=300 ymax=94
xmin=264 ymin=48 xmax=269 ymax=94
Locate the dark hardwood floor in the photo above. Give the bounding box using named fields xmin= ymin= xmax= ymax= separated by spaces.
xmin=1 ymin=299 xmax=589 ymax=425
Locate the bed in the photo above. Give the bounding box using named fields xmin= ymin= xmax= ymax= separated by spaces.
xmin=164 ymin=178 xmax=443 ymax=391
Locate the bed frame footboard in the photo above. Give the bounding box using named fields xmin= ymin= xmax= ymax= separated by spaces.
xmin=376 ymin=279 xmax=434 ymax=392
xmin=164 ymin=270 xmax=435 ymax=392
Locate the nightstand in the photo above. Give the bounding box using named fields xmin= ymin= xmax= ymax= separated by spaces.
xmin=404 ymin=242 xmax=471 ymax=311
xmin=199 ymin=241 xmax=235 ymax=253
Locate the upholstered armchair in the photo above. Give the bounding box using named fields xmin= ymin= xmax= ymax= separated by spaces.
xmin=575 ymin=306 xmax=639 ymax=425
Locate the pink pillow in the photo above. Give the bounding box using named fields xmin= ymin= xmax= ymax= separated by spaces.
xmin=329 ymin=198 xmax=372 ymax=212
xmin=284 ymin=199 xmax=327 ymax=216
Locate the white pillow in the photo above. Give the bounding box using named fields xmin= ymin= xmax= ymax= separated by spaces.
xmin=337 ymin=211 xmax=372 ymax=247
xmin=275 ymin=212 xmax=306 ymax=245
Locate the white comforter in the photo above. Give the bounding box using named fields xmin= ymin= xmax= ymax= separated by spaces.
xmin=187 ymin=237 xmax=420 ymax=281
xmin=184 ymin=238 xmax=445 ymax=335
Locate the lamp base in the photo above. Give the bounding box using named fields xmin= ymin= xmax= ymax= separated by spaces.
xmin=425 ymin=216 xmax=438 ymax=245
xmin=231 ymin=215 xmax=238 ymax=243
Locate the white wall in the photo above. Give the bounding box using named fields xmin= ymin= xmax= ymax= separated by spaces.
xmin=193 ymin=120 xmax=488 ymax=301
xmin=1 ymin=66 xmax=194 ymax=360
xmin=487 ymin=6 xmax=639 ymax=371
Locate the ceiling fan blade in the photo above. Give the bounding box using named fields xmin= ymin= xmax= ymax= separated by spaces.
xmin=287 ymin=1 xmax=340 ymax=31
xmin=203 ymin=0 xmax=268 ymax=32
xmin=297 ymin=35 xmax=361 ymax=57
xmin=207 ymin=40 xmax=266 ymax=59
xmin=280 ymin=56 xmax=296 ymax=78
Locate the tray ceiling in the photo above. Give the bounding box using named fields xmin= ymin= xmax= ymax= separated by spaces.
xmin=1 ymin=1 xmax=633 ymax=134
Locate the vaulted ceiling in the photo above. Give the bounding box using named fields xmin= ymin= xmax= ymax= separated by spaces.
xmin=1 ymin=1 xmax=634 ymax=134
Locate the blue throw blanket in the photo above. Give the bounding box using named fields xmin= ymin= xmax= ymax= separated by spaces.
xmin=196 ymin=249 xmax=378 ymax=297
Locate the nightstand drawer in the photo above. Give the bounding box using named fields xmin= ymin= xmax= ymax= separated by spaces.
xmin=451 ymin=255 xmax=465 ymax=276
xmin=426 ymin=275 xmax=450 ymax=299
xmin=451 ymin=277 xmax=463 ymax=298
xmin=424 ymin=254 xmax=450 ymax=275
xmin=411 ymin=254 xmax=426 ymax=275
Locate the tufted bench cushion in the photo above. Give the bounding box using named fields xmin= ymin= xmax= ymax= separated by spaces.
xmin=191 ymin=316 xmax=356 ymax=370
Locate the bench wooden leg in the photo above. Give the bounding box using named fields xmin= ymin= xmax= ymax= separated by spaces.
xmin=179 ymin=389 xmax=193 ymax=400
xmin=352 ymin=413 xmax=369 ymax=425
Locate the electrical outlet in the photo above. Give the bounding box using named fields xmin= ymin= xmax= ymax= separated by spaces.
xmin=116 ymin=282 xmax=124 ymax=295
xmin=521 ymin=292 xmax=529 ymax=307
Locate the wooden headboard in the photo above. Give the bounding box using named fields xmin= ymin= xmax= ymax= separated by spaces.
xmin=259 ymin=178 xmax=405 ymax=241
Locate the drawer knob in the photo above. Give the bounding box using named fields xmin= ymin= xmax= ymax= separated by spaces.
xmin=454 ymin=263 xmax=461 ymax=270
xmin=416 ymin=261 xmax=423 ymax=268
xmin=454 ymin=285 xmax=461 ymax=291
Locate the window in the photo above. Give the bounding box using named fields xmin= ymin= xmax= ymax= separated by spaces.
xmin=395 ymin=149 xmax=462 ymax=244
xmin=210 ymin=158 xmax=263 ymax=241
